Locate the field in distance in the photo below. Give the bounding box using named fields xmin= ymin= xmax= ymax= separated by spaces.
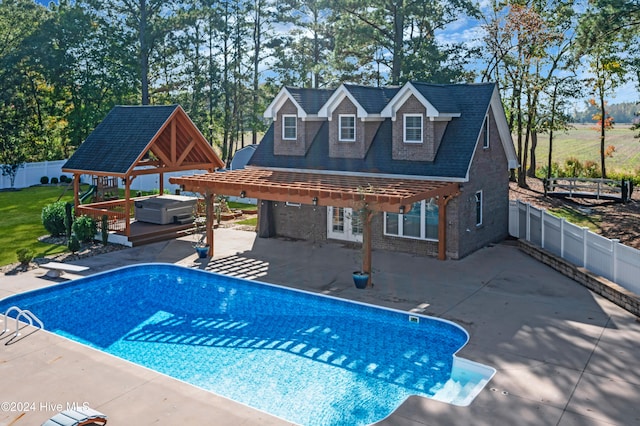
xmin=532 ymin=123 xmax=640 ymax=175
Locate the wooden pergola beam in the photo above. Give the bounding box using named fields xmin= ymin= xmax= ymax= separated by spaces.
xmin=170 ymin=169 xmax=461 ymax=272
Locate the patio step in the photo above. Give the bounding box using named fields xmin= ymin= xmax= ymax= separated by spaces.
xmin=173 ymin=213 xmax=193 ymax=225
xmin=127 ymin=223 xmax=193 ymax=247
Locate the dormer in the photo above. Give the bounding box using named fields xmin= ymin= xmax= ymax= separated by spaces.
xmin=263 ymin=87 xmax=332 ymax=156
xmin=381 ymin=82 xmax=461 ymax=162
xmin=318 ymin=84 xmax=393 ymax=159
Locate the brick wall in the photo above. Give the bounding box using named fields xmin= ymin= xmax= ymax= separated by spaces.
xmin=271 ymin=202 xmax=327 ymax=242
xmin=328 ymin=98 xmax=366 ymax=158
xmin=391 ymin=95 xmax=447 ymax=162
xmin=453 ymin=107 xmax=510 ymax=258
xmin=519 ymin=240 xmax=640 ymax=317
xmin=273 ymin=99 xmax=307 ymax=156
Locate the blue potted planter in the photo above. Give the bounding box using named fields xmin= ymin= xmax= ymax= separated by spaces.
xmin=352 ymin=271 xmax=369 ymax=289
xmin=195 ymin=245 xmax=209 ymax=258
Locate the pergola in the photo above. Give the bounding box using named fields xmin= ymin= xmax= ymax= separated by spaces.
xmin=170 ymin=169 xmax=461 ymax=287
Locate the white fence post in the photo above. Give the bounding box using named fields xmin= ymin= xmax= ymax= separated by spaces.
xmin=582 ymin=227 xmax=589 ymax=268
xmin=612 ymin=239 xmax=619 ymax=283
xmin=560 ymin=219 xmax=565 ymax=258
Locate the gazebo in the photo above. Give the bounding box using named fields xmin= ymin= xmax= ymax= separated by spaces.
xmin=62 ymin=105 xmax=224 ymax=244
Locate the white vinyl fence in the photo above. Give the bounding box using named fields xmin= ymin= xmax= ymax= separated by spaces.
xmin=1 ymin=160 xmax=68 ymax=189
xmin=1 ymin=160 xmax=205 ymax=193
xmin=509 ymin=200 xmax=640 ymax=295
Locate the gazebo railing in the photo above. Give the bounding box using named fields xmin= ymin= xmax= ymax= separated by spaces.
xmin=76 ymin=197 xmax=151 ymax=234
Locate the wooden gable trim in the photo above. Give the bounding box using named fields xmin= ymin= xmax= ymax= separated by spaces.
xmin=128 ymin=106 xmax=224 ymax=176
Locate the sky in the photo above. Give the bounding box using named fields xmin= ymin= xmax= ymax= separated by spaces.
xmin=32 ymin=0 xmax=638 ymax=105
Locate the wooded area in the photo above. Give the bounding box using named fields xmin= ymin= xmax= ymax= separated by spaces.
xmin=1 ymin=0 xmax=639 ymax=188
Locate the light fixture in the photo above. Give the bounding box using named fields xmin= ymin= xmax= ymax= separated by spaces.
xmin=399 ymin=205 xmax=405 ymax=214
xmin=240 ymin=190 xmax=246 ymax=198
xmin=312 ymin=197 xmax=318 ymax=206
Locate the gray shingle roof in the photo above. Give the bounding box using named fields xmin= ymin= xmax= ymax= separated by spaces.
xmin=344 ymin=85 xmax=400 ymax=113
xmin=63 ymin=105 xmax=179 ymax=174
xmin=248 ymin=82 xmax=496 ymax=179
xmin=411 ymin=82 xmax=460 ymax=114
xmin=286 ymin=87 xmax=335 ymax=115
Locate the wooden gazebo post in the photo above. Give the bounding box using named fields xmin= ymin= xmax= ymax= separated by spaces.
xmin=124 ymin=176 xmax=131 ymax=237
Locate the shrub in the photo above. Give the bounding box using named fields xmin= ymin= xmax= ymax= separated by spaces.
xmin=16 ymin=248 xmax=34 ymax=266
xmin=564 ymin=157 xmax=584 ymax=177
xmin=40 ymin=176 xmax=49 ymax=184
xmin=50 ymin=177 xmax=59 ymax=184
xmin=59 ymin=175 xmax=68 ymax=183
xmin=42 ymin=201 xmax=67 ymax=236
xmin=72 ymin=215 xmax=97 ymax=242
xmin=583 ymin=160 xmax=600 ymax=178
xmin=68 ymin=235 xmax=80 ymax=253
xmin=536 ymin=162 xmax=561 ymax=179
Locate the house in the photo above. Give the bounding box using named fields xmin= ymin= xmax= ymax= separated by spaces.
xmin=243 ymin=82 xmax=518 ymax=260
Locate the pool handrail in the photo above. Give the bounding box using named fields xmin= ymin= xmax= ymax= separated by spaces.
xmin=1 ymin=306 xmax=44 ymax=337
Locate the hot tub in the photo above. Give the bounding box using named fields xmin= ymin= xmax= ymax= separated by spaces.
xmin=134 ymin=195 xmax=198 ymax=225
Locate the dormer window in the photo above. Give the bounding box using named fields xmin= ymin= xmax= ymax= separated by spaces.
xmin=282 ymin=115 xmax=297 ymax=140
xmin=339 ymin=114 xmax=356 ymax=142
xmin=403 ymin=114 xmax=423 ymax=143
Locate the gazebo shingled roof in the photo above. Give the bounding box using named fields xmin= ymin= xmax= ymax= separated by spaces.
xmin=62 ymin=104 xmax=224 ymax=238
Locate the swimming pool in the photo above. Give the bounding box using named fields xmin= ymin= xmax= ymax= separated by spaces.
xmin=0 ymin=264 xmax=495 ymax=425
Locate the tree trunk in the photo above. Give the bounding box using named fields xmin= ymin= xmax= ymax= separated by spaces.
xmin=599 ymin=91 xmax=607 ymax=178
xmin=527 ymin=130 xmax=538 ymax=177
xmin=390 ymin=1 xmax=404 ymax=84
xmin=140 ymin=0 xmax=150 ymax=105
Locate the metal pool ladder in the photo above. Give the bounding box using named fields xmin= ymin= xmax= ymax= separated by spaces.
xmin=1 ymin=306 xmax=44 ymax=337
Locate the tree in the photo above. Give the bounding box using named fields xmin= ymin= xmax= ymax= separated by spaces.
xmin=481 ymin=0 xmax=578 ymax=186
xmin=584 ymin=51 xmax=625 ymax=178
xmin=269 ymin=0 xmax=334 ymax=88
xmin=578 ymin=0 xmax=638 ymax=161
xmin=84 ymin=0 xmax=177 ymax=105
xmin=540 ymin=75 xmax=582 ymax=181
xmin=0 ymin=0 xmax=50 ymax=165
xmin=25 ymin=0 xmax=138 ymax=155
xmin=332 ymin=0 xmax=479 ymax=85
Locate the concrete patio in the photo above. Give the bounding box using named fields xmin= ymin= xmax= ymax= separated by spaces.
xmin=1 ymin=228 xmax=639 ymax=426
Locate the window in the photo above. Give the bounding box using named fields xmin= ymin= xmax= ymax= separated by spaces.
xmin=483 ymin=116 xmax=490 ymax=149
xmin=339 ymin=115 xmax=356 ymax=141
xmin=475 ymin=191 xmax=483 ymax=226
xmin=404 ymin=114 xmax=423 ymax=143
xmin=384 ymin=198 xmax=438 ymax=240
xmin=282 ymin=115 xmax=297 ymax=140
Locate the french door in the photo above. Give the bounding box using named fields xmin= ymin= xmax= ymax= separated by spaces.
xmin=327 ymin=206 xmax=363 ymax=242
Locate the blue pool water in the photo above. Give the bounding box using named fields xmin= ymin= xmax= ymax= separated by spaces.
xmin=0 ymin=264 xmax=494 ymax=425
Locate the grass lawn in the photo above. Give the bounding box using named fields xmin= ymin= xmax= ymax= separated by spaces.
xmin=547 ymin=206 xmax=602 ymax=233
xmin=0 ymin=185 xmax=83 ymax=266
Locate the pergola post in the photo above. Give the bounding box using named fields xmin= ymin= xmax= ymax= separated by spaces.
xmin=205 ymin=192 xmax=215 ymax=257
xmin=362 ymin=209 xmax=374 ymax=287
